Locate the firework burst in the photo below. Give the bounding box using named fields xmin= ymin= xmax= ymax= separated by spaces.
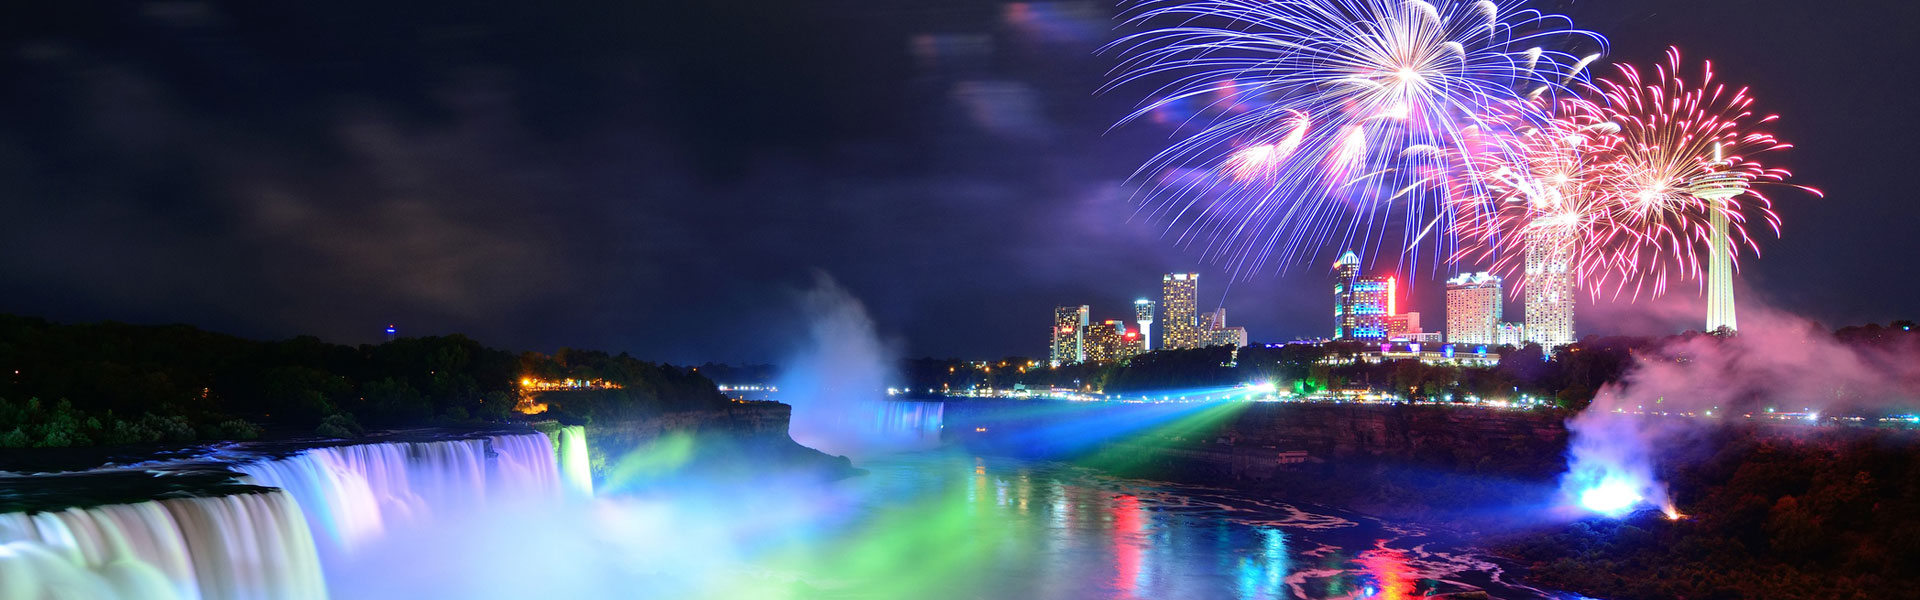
xmin=1449 ymin=95 xmax=1631 ymax=293
xmin=1105 ymin=0 xmax=1604 ymax=275
xmin=1453 ymin=47 xmax=1819 ymax=299
xmin=1595 ymin=47 xmax=1816 ymax=297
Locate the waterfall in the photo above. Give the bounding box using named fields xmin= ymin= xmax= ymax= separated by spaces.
xmin=0 ymin=491 xmax=327 ymax=600
xmin=870 ymin=399 xmax=945 ymax=446
xmin=556 ymin=425 xmax=594 ymax=498
xmin=489 ymin=432 xmax=564 ymax=502
xmin=235 ymin=432 xmax=573 ymax=556
xmin=235 ymin=440 xmax=479 ymax=554
xmin=2 ymin=428 xmax=584 ymax=598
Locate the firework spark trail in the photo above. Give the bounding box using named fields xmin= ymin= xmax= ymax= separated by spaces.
xmin=1448 ymin=95 xmax=1634 ymax=295
xmin=1594 ymin=47 xmax=1815 ymax=297
xmin=1450 ymin=47 xmax=1820 ymax=300
xmin=1104 ymin=0 xmax=1605 ymax=276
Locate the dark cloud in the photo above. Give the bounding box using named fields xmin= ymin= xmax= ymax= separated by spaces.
xmin=0 ymin=0 xmax=1913 ymax=364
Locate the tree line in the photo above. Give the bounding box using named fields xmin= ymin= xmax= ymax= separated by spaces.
xmin=0 ymin=315 xmax=729 ymax=447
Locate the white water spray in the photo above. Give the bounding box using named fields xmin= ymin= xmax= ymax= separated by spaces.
xmin=775 ymin=272 xmax=942 ymax=457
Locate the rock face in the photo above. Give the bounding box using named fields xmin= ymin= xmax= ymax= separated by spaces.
xmin=1217 ymin=403 xmax=1570 ymax=477
xmin=576 ymin=401 xmax=857 ymax=488
xmin=944 ymin=400 xmax=1575 ymax=522
xmin=946 ymin=400 xmax=1570 ymax=476
xmin=585 ymin=402 xmax=794 ymax=444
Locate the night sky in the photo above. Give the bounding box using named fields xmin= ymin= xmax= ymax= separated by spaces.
xmin=2 ymin=0 xmax=1914 ymax=364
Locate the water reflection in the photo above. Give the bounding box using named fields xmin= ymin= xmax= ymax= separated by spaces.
xmin=1236 ymin=528 xmax=1289 ymax=599
xmin=1110 ymin=493 xmax=1146 ymax=597
xmin=766 ymin=451 xmax=1570 ymax=600
xmin=1357 ymin=545 xmax=1417 ymax=599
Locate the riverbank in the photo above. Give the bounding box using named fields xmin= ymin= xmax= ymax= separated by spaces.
xmin=945 ymin=400 xmax=1568 ymax=528
xmin=944 ymin=399 xmax=1920 ymax=600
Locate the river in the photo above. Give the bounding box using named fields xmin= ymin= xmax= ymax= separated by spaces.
xmin=2 ymin=426 xmax=1591 ymax=599
xmin=539 ymin=448 xmax=1591 ymax=600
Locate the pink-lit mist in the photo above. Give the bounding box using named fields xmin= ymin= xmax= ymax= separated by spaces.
xmin=1560 ymin=304 xmax=1920 ymax=519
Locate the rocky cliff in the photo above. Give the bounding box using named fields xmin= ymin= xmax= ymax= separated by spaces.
xmin=558 ymin=401 xmax=857 ymax=490
xmin=1218 ymin=403 xmax=1570 ymax=476
xmin=944 ymin=400 xmax=1575 ymax=526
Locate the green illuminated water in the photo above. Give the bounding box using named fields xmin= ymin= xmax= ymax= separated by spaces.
xmin=681 ymin=450 xmax=1582 ymax=600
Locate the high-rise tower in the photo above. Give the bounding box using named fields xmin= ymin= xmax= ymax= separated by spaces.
xmin=1084 ymin=320 xmax=1128 ymax=363
xmin=1161 ymin=274 xmax=1200 ymax=350
xmin=1050 ymin=305 xmax=1089 ymax=366
xmin=1699 ymin=144 xmax=1745 ymax=333
xmin=1332 ymin=251 xmax=1360 ymax=339
xmin=1333 ymin=250 xmax=1395 ymax=341
xmin=1524 ymin=224 xmax=1576 ymax=350
xmin=1133 ymin=299 xmax=1156 ymax=351
xmin=1348 ymin=276 xmax=1394 ymax=341
xmin=1445 ymin=272 xmax=1502 ymax=345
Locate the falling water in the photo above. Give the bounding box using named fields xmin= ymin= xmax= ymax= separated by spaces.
xmin=489 ymin=432 xmax=565 ymax=501
xmin=868 ymin=399 xmax=945 ymax=446
xmin=0 ymin=491 xmax=327 ymax=600
xmin=2 ymin=428 xmax=586 ymax=599
xmin=235 ymin=433 xmax=574 ymax=557
xmin=777 ymin=272 xmax=944 ymax=456
xmin=556 ymin=425 xmax=595 ymax=498
xmin=236 ymin=440 xmax=480 ymax=554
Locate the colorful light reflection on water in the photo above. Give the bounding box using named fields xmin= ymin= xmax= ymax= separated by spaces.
xmin=276 ymin=444 xmax=1590 ymax=600
xmin=676 ymin=450 xmax=1588 ymax=600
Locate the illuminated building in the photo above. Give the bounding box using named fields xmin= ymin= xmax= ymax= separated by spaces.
xmin=1050 ymin=305 xmax=1089 ymax=366
xmin=1524 ymin=225 xmax=1576 ymax=349
xmin=1133 ymin=299 xmax=1155 ymax=351
xmin=1445 ymin=272 xmax=1502 ymax=346
xmin=1354 ymin=342 xmax=1501 ymax=367
xmin=1496 ymin=322 xmax=1526 ymax=347
xmin=1408 ymin=331 xmax=1443 ymax=344
xmin=1097 ymin=321 xmax=1147 ymax=363
xmin=1085 ymin=320 xmax=1129 ymax=363
xmin=1188 ymin=307 xmax=1247 ymax=348
xmin=1161 ymin=273 xmax=1201 ymax=350
xmin=1119 ymin=327 xmax=1145 ymax=360
xmin=517 ymin=377 xmax=621 ymax=392
xmin=514 ymin=376 xmax=624 ymax=414
xmin=1333 ymin=251 xmax=1393 ymax=341
xmin=1207 ymin=326 xmax=1248 ymax=348
xmin=1385 ymin=312 xmax=1420 ymax=341
xmin=1349 ymin=276 xmax=1394 ymax=341
xmin=1332 ymin=251 xmax=1360 ymax=338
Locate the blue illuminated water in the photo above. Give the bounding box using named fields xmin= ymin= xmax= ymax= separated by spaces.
xmin=698 ymin=450 xmax=1589 ymax=600
xmin=0 ymin=425 xmax=1596 ymax=599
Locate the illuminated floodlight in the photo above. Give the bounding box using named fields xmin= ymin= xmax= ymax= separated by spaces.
xmin=1577 ymin=480 xmax=1644 ymax=517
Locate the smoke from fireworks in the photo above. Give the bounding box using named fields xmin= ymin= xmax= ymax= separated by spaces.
xmin=1105 ymin=0 xmax=1604 ymax=275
